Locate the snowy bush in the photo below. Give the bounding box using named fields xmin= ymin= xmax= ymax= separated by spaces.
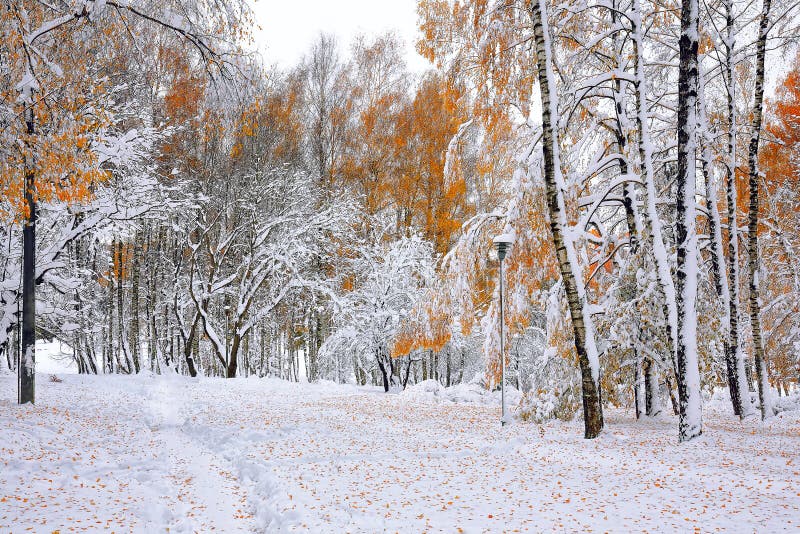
xmin=772 ymin=391 xmax=800 ymax=415
xmin=518 ymin=387 xmax=579 ymax=423
xmin=399 ymin=377 xmax=522 ymax=407
xmin=400 ymin=379 xmax=445 ymax=402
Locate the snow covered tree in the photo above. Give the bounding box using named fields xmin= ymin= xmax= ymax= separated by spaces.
xmin=322 ymin=233 xmax=435 ymax=391
xmin=529 ymin=0 xmax=605 ymax=439
xmin=760 ymin=53 xmax=800 ymax=393
xmin=1 ymin=0 xmax=251 ymax=400
xmin=745 ymin=0 xmax=774 ymax=420
xmin=675 ymin=0 xmax=704 ymax=441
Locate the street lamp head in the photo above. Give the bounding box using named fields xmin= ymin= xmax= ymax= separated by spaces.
xmin=493 ymin=233 xmax=514 ymax=261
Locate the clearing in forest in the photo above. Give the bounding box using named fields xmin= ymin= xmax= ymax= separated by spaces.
xmin=1 ymin=373 xmax=799 ymax=532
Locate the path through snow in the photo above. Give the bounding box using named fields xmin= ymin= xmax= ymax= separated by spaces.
xmin=1 ymin=374 xmax=799 ymax=532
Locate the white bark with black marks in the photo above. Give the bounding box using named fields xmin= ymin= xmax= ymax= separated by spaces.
xmin=676 ymin=0 xmax=703 ymax=442
xmin=747 ymin=0 xmax=774 ymax=420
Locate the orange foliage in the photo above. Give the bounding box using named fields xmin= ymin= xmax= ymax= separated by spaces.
xmin=393 ymin=73 xmax=472 ymax=255
xmin=759 ymin=52 xmax=800 ymax=384
xmin=230 ymin=75 xmax=304 ymax=165
xmin=0 ymin=4 xmax=117 ymax=220
xmin=417 ymin=0 xmax=535 ymax=130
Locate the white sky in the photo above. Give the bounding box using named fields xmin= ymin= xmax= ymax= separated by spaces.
xmin=250 ymin=0 xmax=432 ymax=73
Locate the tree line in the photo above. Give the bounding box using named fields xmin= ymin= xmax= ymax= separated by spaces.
xmin=2 ymin=0 xmax=799 ymax=441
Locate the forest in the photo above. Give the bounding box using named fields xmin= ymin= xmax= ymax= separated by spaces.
xmin=2 ymin=0 xmax=800 ymax=446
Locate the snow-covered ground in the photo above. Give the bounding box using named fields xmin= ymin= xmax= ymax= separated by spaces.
xmin=1 ymin=373 xmax=799 ymax=533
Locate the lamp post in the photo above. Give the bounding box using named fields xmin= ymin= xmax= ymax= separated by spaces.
xmin=493 ymin=233 xmax=514 ymax=426
xmin=224 ymin=305 xmax=231 ymax=376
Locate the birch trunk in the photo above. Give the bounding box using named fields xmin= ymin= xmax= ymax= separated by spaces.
xmin=116 ymin=240 xmax=131 ymax=373
xmin=699 ymin=80 xmax=747 ymax=416
xmin=631 ymin=0 xmax=679 ymax=370
xmin=531 ymin=0 xmax=603 ymax=439
xmin=747 ymin=0 xmax=773 ymax=420
xmin=722 ymin=0 xmax=753 ymax=418
xmin=611 ymin=22 xmax=652 ymax=421
xmin=644 ymin=356 xmax=662 ymax=416
xmin=107 ymin=245 xmax=115 ymax=374
xmin=634 ymin=358 xmax=644 ymax=419
xmin=676 ymin=0 xmax=703 ymax=441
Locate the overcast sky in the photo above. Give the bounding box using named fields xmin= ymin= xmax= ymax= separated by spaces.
xmin=250 ymin=0 xmax=432 ymax=72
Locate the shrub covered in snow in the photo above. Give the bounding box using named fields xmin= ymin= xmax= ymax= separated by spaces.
xmin=773 ymin=391 xmax=800 ymax=414
xmin=518 ymin=387 xmax=580 ymax=423
xmin=399 ymin=378 xmax=522 ymax=407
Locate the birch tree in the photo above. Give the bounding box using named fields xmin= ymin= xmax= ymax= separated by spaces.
xmin=530 ymin=0 xmax=604 ymax=439
xmin=721 ymin=0 xmax=753 ymax=417
xmin=675 ymin=0 xmax=704 ymax=441
xmin=746 ymin=0 xmax=774 ymax=419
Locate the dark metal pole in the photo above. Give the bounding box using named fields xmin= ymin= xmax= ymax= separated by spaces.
xmin=500 ymin=254 xmax=507 ymax=426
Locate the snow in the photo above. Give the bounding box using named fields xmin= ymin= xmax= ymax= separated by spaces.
xmin=2 ymin=374 xmax=799 ymax=532
xmin=492 ymin=232 xmax=515 ymax=245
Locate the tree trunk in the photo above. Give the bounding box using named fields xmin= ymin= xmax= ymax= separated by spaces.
xmin=293 ymin=341 xmax=300 ymax=382
xmin=107 ymin=253 xmax=115 ymax=374
xmin=147 ymin=226 xmax=159 ymax=372
xmin=378 ymin=357 xmax=390 ymax=392
xmin=116 ymin=240 xmax=132 ymax=374
xmin=700 ymin=98 xmax=743 ymax=417
xmin=226 ymin=331 xmax=240 ymax=378
xmin=644 ymin=357 xmax=662 ymax=416
xmin=675 ymin=0 xmax=703 ymax=442
xmin=446 ymin=348 xmax=452 ymax=387
xmin=355 ymin=357 xmax=365 ymax=386
xmin=723 ymin=0 xmax=752 ymax=418
xmin=308 ymin=309 xmax=322 ymax=381
xmin=665 ymin=374 xmax=680 ymax=416
xmin=635 ymin=356 xmax=643 ymax=420
xmin=632 ymin=0 xmax=678 ymax=375
xmin=747 ymin=0 xmax=773 ymax=420
xmin=243 ymin=330 xmax=250 ymax=378
xmin=168 ymin=324 xmax=175 ymax=370
xmin=402 ymin=357 xmax=412 ymax=389
xmin=277 ymin=332 xmax=284 ymax=379
xmin=182 ymin=313 xmax=199 ymax=378
xmin=84 ymin=338 xmax=98 ymax=375
xmin=261 ymin=323 xmax=267 ymax=377
xmin=746 ymin=361 xmax=755 ymax=391
xmin=611 ymin=31 xmax=646 ymax=422
xmin=130 ymin=233 xmax=141 ymax=373
xmin=531 ymin=0 xmax=603 ymax=439
xmin=19 ymin=98 xmax=36 ymax=404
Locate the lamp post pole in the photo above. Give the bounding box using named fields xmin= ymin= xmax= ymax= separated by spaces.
xmin=499 ymin=252 xmax=507 ymax=426
xmin=493 ymin=233 xmax=513 ymax=427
